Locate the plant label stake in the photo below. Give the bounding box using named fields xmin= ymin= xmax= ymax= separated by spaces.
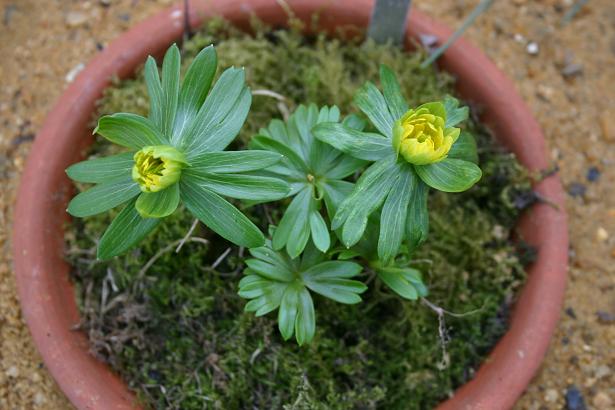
xmin=367 ymin=0 xmax=412 ymax=45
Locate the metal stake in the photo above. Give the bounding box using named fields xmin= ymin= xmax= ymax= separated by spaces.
xmin=367 ymin=0 xmax=413 ymax=45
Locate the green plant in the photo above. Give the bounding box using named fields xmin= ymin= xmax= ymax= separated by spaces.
xmin=66 ymin=44 xmax=289 ymax=259
xmin=67 ymin=46 xmax=482 ymax=345
xmin=239 ymin=238 xmax=366 ymax=345
xmin=312 ymin=65 xmax=480 ymax=265
xmin=68 ymin=23 xmax=530 ymax=408
xmin=250 ymin=104 xmax=366 ymax=257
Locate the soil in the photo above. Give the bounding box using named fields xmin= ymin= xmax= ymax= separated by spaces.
xmin=0 ymin=0 xmax=613 ymax=409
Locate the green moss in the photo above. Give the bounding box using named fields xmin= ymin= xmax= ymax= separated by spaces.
xmin=67 ymin=19 xmax=531 ymax=410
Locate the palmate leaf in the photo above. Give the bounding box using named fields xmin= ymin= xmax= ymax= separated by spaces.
xmin=239 ymin=241 xmax=366 ymax=345
xmin=251 ymin=104 xmax=365 ymax=256
xmin=313 ymin=65 xmax=481 ymax=269
xmin=67 ymin=44 xmax=296 ymax=258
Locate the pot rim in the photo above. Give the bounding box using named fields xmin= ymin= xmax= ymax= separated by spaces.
xmin=12 ymin=1 xmax=568 ymax=409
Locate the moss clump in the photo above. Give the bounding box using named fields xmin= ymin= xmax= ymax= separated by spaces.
xmin=67 ymin=19 xmax=531 ymax=410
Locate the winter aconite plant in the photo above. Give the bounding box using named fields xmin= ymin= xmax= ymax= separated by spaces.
xmin=250 ymin=104 xmax=366 ymax=257
xmin=66 ymin=42 xmax=482 ymax=345
xmin=66 ymin=44 xmax=289 ymax=259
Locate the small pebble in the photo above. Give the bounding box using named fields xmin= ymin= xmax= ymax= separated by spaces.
xmin=6 ymin=366 xmax=19 ymax=377
xmin=567 ymin=182 xmax=586 ymax=197
xmin=593 ymin=392 xmax=613 ymax=409
xmin=545 ymin=388 xmax=559 ymax=402
xmin=562 ymin=62 xmax=584 ymax=77
xmin=586 ymin=166 xmax=600 ymax=182
xmin=565 ymin=385 xmax=587 ymax=410
xmin=595 ymin=365 xmax=611 ymax=379
xmin=596 ymin=310 xmax=615 ymax=324
xmin=33 ymin=392 xmax=46 ymax=405
xmin=565 ymin=307 xmax=577 ymax=319
xmin=596 ymin=227 xmax=609 ymax=242
xmin=65 ymin=11 xmax=88 ymax=27
xmin=526 ymin=42 xmax=539 ymax=55
xmin=419 ymin=34 xmax=439 ymax=52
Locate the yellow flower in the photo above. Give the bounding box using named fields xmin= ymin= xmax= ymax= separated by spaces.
xmin=132 ymin=145 xmax=187 ymax=192
xmin=392 ymin=102 xmax=460 ymax=165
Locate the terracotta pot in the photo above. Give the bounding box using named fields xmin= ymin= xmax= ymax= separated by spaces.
xmin=12 ymin=1 xmax=568 ymax=409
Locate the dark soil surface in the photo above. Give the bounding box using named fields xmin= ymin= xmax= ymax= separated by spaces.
xmin=1 ymin=0 xmax=613 ymax=409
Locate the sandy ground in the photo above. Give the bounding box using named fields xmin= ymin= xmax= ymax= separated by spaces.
xmin=0 ymin=1 xmax=613 ymax=409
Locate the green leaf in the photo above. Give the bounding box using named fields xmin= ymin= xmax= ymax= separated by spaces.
xmin=415 ymin=158 xmax=482 ymax=192
xmin=302 ymin=261 xmax=363 ymax=279
xmin=321 ymin=155 xmax=366 ymax=180
xmin=160 ymin=44 xmax=181 ymax=139
xmin=342 ymin=113 xmax=367 ymax=131
xmin=241 ymin=277 xmax=286 ymax=316
xmin=377 ymin=267 xmax=428 ymax=300
xmin=378 ymin=165 xmax=413 ymax=263
xmin=66 ymin=152 xmax=135 ymax=183
xmin=295 ymin=288 xmax=316 ymax=346
xmin=67 ymin=177 xmax=140 ymax=217
xmin=302 ymin=261 xmax=366 ymax=304
xmin=354 ymin=81 xmax=395 ymax=138
xmin=250 ymin=135 xmax=309 ymax=173
xmin=332 ymin=158 xmax=398 ymax=247
xmin=406 ymin=176 xmax=430 ymax=253
xmin=249 ymin=246 xmax=295 ymax=274
xmin=443 ymin=95 xmax=469 ymax=128
xmin=94 ymin=113 xmax=167 ymax=149
xmin=379 ymin=64 xmax=408 ymax=120
xmin=245 ymin=259 xmax=293 ymax=282
xmin=448 ymin=131 xmax=478 ymax=164
xmin=188 ymin=150 xmax=283 ymax=174
xmin=185 ymin=171 xmax=289 ymax=201
xmin=144 ymin=56 xmax=163 ymax=129
xmin=172 ymin=45 xmax=217 ymax=144
xmin=321 ymin=180 xmax=354 ymax=218
xmin=180 ymin=178 xmax=264 ymax=248
xmin=312 ymin=122 xmax=392 ymax=161
xmin=273 ymin=187 xmax=312 ymax=258
xmin=278 ymin=285 xmax=300 ymax=340
xmin=192 ymin=87 xmax=251 ymax=156
xmin=181 ymin=67 xmax=247 ymax=154
xmin=309 ymin=210 xmax=330 ymax=253
xmin=97 ymin=198 xmax=161 ymax=260
xmin=134 ymin=183 xmax=180 ymax=218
